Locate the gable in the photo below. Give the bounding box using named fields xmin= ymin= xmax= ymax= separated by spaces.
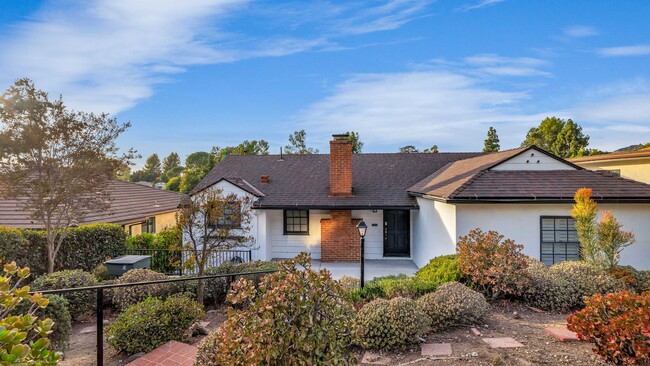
xmin=490 ymin=148 xmax=577 ymax=171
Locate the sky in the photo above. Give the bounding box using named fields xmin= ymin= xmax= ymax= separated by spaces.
xmin=0 ymin=0 xmax=649 ymax=165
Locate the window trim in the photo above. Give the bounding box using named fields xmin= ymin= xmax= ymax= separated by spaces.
xmin=283 ymin=209 xmax=310 ymax=235
xmin=208 ymin=201 xmax=243 ymax=230
xmin=539 ymin=215 xmax=580 ymax=265
xmin=141 ymin=216 xmax=156 ymax=234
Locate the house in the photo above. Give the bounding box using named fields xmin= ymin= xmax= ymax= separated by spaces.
xmin=0 ymin=180 xmax=183 ymax=235
xmin=192 ymin=134 xmax=650 ymax=271
xmin=570 ymin=147 xmax=650 ymax=184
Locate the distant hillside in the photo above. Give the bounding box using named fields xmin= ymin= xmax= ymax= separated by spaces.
xmin=614 ymin=143 xmax=650 ymax=152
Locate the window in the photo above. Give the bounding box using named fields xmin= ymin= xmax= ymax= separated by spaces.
xmin=540 ymin=216 xmax=580 ymax=265
xmin=608 ymin=169 xmax=621 ymax=177
xmin=209 ymin=202 xmax=242 ymax=229
xmin=284 ymin=209 xmax=309 ymax=234
xmin=141 ymin=217 xmax=155 ymax=234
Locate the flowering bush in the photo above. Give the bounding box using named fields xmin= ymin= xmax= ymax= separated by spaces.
xmin=417 ymin=282 xmax=488 ymax=331
xmin=203 ymin=253 xmax=356 ymax=365
xmin=567 ymin=290 xmax=650 ymax=365
xmin=0 ymin=260 xmax=59 ymax=364
xmin=457 ymin=228 xmax=528 ymax=300
xmin=353 ymin=297 xmax=430 ymax=350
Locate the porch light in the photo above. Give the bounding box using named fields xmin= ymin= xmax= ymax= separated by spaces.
xmin=356 ymin=220 xmax=368 ymax=238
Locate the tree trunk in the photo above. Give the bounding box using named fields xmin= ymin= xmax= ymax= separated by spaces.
xmin=47 ymin=237 xmax=56 ymax=273
xmin=197 ymin=267 xmax=205 ymax=305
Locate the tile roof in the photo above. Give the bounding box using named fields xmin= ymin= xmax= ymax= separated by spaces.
xmin=569 ymin=147 xmax=650 ymax=163
xmin=408 ymin=146 xmax=650 ymax=202
xmin=193 ymin=152 xmax=482 ymax=208
xmin=0 ymin=180 xmax=183 ymax=229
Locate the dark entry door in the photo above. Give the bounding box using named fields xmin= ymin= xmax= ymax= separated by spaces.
xmin=383 ymin=210 xmax=410 ymax=257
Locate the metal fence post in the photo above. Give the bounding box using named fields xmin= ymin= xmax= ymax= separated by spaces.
xmin=96 ymin=288 xmax=104 ymax=366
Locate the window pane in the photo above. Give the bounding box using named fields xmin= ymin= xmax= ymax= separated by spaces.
xmin=542 ymin=219 xmax=554 ymax=230
xmin=555 ymin=231 xmax=568 ymax=242
xmin=541 ymin=255 xmax=553 ymax=265
xmin=542 ymin=231 xmax=555 ymax=242
xmin=555 ymin=218 xmax=568 ymax=230
xmin=541 ymin=242 xmax=554 ymax=255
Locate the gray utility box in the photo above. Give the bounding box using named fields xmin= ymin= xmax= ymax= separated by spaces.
xmin=104 ymin=255 xmax=152 ymax=276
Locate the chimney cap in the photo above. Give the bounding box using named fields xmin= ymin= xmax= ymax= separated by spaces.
xmin=332 ymin=133 xmax=349 ymax=140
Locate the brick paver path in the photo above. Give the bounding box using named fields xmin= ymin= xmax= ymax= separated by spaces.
xmin=126 ymin=340 xmax=197 ymax=366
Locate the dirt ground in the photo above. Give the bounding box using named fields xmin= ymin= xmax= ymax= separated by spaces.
xmin=59 ymin=302 xmax=601 ymax=366
xmin=59 ymin=306 xmax=228 ymax=366
xmin=357 ymin=302 xmax=602 ymax=366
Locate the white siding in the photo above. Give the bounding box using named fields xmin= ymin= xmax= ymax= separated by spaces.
xmin=492 ymin=151 xmax=575 ymax=171
xmin=411 ymin=198 xmax=456 ymax=268
xmin=351 ymin=210 xmax=384 ymax=259
xmin=455 ymin=203 xmax=650 ymax=270
xmin=268 ymin=209 xmax=328 ymax=259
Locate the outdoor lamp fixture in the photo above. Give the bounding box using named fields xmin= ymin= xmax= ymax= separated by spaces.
xmin=356 ymin=220 xmax=368 ymax=288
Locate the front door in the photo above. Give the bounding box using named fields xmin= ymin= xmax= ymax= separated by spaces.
xmin=383 ymin=210 xmax=410 ymax=257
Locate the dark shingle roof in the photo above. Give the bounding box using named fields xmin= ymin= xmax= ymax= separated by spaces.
xmin=0 ymin=180 xmax=183 ymax=229
xmin=194 ymin=153 xmax=482 ymax=208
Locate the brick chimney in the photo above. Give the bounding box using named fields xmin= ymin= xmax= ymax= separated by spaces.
xmin=330 ymin=134 xmax=353 ymax=197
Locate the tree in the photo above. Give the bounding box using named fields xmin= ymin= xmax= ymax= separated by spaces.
xmin=143 ymin=153 xmax=162 ymax=183
xmin=345 ymin=131 xmax=364 ymax=154
xmin=0 ymin=79 xmax=134 ymax=273
xmin=522 ymin=117 xmax=589 ymax=158
xmin=483 ymin=127 xmax=500 ymax=153
xmin=115 ymin=163 xmax=131 ymax=181
xmin=285 ymin=130 xmax=319 ymax=154
xmin=571 ymin=188 xmax=635 ymax=269
xmin=165 ymin=176 xmax=181 ymax=192
xmin=185 ymin=151 xmax=215 ymax=171
xmin=179 ymin=168 xmax=207 ymax=193
xmin=423 ymin=145 xmax=439 ymax=153
xmin=399 ymin=145 xmax=419 ymax=153
xmin=161 ymin=165 xmax=184 ymax=183
xmin=211 ymin=139 xmax=270 ymax=163
xmin=177 ymin=188 xmax=255 ymax=303
xmin=162 ymin=152 xmax=181 ymax=173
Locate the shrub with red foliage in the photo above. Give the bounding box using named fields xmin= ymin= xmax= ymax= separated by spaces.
xmin=567 ymin=290 xmax=650 ymax=365
xmin=456 ymin=228 xmax=528 ymax=300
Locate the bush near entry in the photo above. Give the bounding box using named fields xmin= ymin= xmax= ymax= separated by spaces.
xmin=202 ymin=253 xmax=356 ymax=366
xmin=567 ymin=290 xmax=650 ymax=365
xmin=415 ymin=254 xmax=461 ymax=285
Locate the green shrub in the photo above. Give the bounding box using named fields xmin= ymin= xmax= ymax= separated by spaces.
xmin=608 ymin=266 xmax=650 ymax=293
xmin=415 ymin=254 xmax=461 ymax=285
xmin=339 ymin=275 xmax=360 ymax=292
xmin=112 ymin=269 xmax=175 ymax=309
xmin=457 ymin=228 xmax=528 ymax=300
xmin=0 ymin=260 xmax=59 ymax=365
xmin=521 ymin=257 xmax=574 ymax=311
xmin=550 ymin=261 xmax=626 ymax=308
xmin=0 ymin=227 xmax=48 ymax=276
xmin=416 ymin=282 xmax=488 ymax=331
xmin=60 ymin=223 xmax=127 ymax=272
xmin=15 ymin=294 xmax=72 ymax=352
xmin=194 ymin=330 xmax=220 ymax=366
xmin=202 ymin=260 xmax=278 ymax=305
xmin=93 ymin=264 xmax=112 ymax=282
xmin=126 ymin=232 xmax=156 ymax=249
xmin=359 ymin=274 xmax=437 ymax=300
xmin=155 ymin=227 xmax=181 ymax=249
xmin=106 ymin=295 xmax=204 ymax=354
xmin=205 ymin=253 xmax=355 ymax=365
xmin=353 ymin=297 xmax=430 ymax=350
xmin=637 ymin=270 xmax=650 ymax=292
xmin=32 ymin=269 xmax=98 ymax=318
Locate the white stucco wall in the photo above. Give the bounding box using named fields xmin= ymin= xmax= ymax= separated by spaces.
xmin=267 ymin=209 xmax=328 ymax=259
xmin=411 ymin=198 xmax=457 ymax=268
xmin=492 ymin=151 xmax=575 ymax=171
xmin=455 ymin=203 xmax=650 ymax=270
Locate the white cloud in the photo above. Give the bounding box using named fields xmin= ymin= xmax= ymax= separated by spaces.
xmin=563 ymin=25 xmax=598 ymax=38
xmin=597 ymin=44 xmax=650 ymax=57
xmin=296 ymin=70 xmax=547 ymax=150
xmin=457 ymin=0 xmax=504 ymax=12
xmin=463 ymin=54 xmax=550 ymax=77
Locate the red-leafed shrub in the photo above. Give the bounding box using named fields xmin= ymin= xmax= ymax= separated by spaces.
xmin=457 ymin=228 xmax=528 ymax=300
xmin=567 ymin=290 xmax=650 ymax=365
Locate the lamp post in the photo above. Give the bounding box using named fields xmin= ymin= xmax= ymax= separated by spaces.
xmin=356 ymin=220 xmax=368 ymax=288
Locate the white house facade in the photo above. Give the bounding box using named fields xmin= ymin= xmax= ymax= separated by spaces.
xmin=192 ymin=135 xmax=650 ymax=271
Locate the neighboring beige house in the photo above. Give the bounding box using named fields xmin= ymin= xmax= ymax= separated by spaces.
xmin=570 ymin=147 xmax=650 ymax=184
xmin=0 ymin=180 xmax=183 ymax=235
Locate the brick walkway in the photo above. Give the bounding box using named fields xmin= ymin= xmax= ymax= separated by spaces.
xmin=126 ymin=341 xmax=197 ymax=366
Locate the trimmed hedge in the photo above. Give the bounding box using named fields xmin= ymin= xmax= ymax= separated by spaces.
xmin=415 ymin=254 xmax=461 ymax=285
xmin=354 ymin=274 xmax=437 ymax=300
xmin=32 ymin=270 xmax=98 ymax=319
xmin=0 ymin=224 xmax=127 ymax=276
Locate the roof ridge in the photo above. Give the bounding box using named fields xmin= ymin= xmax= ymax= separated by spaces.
xmin=111 ymin=179 xmax=185 ymax=196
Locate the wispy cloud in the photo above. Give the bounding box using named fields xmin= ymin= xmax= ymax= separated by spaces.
xmin=0 ymin=0 xmax=431 ymax=115
xmin=457 ymin=0 xmax=505 ymax=12
xmin=597 ymin=44 xmax=650 ymax=57
xmin=563 ymin=25 xmax=598 ymax=38
xmin=463 ymin=54 xmax=551 ymax=77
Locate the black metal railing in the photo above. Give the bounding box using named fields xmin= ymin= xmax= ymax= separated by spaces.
xmin=33 ymin=269 xmax=276 ymax=366
xmin=124 ymin=249 xmax=253 ymax=275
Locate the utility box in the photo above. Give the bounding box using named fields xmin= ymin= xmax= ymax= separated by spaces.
xmin=104 ymin=255 xmax=151 ymax=276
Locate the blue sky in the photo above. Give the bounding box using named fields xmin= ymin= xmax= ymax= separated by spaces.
xmin=1 ymin=0 xmax=649 ymax=165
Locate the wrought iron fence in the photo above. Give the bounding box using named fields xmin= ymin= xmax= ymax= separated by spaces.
xmin=124 ymin=248 xmax=253 ymax=275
